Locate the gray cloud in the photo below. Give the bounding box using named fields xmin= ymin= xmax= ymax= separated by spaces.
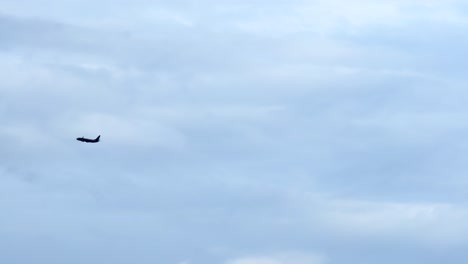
xmin=2 ymin=1 xmax=468 ymax=263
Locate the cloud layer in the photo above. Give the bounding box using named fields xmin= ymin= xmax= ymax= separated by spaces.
xmin=1 ymin=0 xmax=468 ymax=263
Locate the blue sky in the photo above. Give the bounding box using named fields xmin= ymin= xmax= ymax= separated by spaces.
xmin=1 ymin=1 xmax=468 ymax=263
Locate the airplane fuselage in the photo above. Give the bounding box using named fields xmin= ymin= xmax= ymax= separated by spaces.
xmin=76 ymin=135 xmax=100 ymax=143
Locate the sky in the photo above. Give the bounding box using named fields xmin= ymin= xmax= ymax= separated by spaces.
xmin=1 ymin=0 xmax=468 ymax=263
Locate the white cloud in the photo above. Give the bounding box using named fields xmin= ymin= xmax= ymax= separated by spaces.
xmin=226 ymin=252 xmax=325 ymax=264
xmin=230 ymin=0 xmax=467 ymax=36
xmin=2 ymin=1 xmax=468 ymax=264
xmin=287 ymin=191 xmax=468 ymax=247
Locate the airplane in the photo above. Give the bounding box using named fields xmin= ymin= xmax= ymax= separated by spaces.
xmin=76 ymin=135 xmax=100 ymax=143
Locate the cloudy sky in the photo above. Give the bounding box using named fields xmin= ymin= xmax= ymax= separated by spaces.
xmin=2 ymin=0 xmax=468 ymax=263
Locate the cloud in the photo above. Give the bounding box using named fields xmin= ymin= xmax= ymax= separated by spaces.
xmin=225 ymin=252 xmax=325 ymax=264
xmin=316 ymin=199 xmax=468 ymax=246
xmin=2 ymin=1 xmax=468 ymax=264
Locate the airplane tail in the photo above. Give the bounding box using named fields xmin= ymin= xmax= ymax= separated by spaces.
xmin=96 ymin=135 xmax=101 ymax=141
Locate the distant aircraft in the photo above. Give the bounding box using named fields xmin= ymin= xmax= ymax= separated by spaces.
xmin=76 ymin=135 xmax=100 ymax=143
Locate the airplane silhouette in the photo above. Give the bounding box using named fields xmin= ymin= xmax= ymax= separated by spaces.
xmin=76 ymin=135 xmax=100 ymax=143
